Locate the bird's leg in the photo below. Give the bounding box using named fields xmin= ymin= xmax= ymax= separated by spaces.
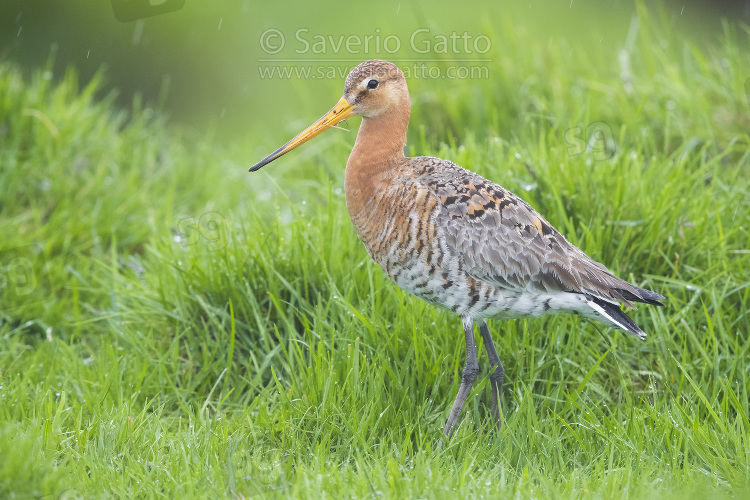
xmin=479 ymin=321 xmax=504 ymax=429
xmin=442 ymin=317 xmax=479 ymax=441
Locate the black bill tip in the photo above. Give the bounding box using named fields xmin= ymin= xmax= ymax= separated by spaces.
xmin=249 ymin=142 xmax=290 ymax=172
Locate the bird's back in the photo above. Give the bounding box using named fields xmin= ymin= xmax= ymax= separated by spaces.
xmin=346 ymin=156 xmax=664 ymax=337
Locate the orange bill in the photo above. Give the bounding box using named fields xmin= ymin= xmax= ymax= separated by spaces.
xmin=249 ymin=96 xmax=356 ymax=172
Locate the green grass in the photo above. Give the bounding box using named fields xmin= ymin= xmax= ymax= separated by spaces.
xmin=2 ymin=5 xmax=750 ymax=499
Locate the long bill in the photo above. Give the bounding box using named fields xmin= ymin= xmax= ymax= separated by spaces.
xmin=249 ymin=96 xmax=356 ymax=172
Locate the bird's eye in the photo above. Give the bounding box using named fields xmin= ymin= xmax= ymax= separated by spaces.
xmin=367 ymin=79 xmax=379 ymax=90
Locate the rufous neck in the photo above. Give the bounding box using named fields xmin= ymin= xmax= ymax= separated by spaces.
xmin=347 ymin=96 xmax=410 ymax=172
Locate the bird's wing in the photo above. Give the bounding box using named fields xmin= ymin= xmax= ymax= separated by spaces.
xmin=409 ymin=157 xmax=660 ymax=307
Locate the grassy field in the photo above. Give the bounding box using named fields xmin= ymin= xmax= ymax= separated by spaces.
xmin=2 ymin=4 xmax=750 ymax=499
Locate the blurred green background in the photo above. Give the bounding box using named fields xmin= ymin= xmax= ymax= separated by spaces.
xmin=2 ymin=1 xmax=750 ymax=497
xmin=2 ymin=0 xmax=748 ymax=150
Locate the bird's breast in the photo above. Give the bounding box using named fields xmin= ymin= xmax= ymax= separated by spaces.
xmin=344 ymin=177 xmax=471 ymax=313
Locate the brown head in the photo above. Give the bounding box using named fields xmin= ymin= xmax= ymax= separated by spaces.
xmin=249 ymin=59 xmax=409 ymax=171
xmin=342 ymin=59 xmax=408 ymax=118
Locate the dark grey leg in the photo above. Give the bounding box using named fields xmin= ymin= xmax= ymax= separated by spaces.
xmin=479 ymin=320 xmax=504 ymax=428
xmin=442 ymin=317 xmax=479 ymax=441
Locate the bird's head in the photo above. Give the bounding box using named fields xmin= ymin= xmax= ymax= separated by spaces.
xmin=342 ymin=59 xmax=407 ymax=118
xmin=249 ymin=59 xmax=407 ymax=172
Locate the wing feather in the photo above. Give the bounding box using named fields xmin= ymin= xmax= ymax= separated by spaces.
xmin=407 ymin=157 xmax=663 ymax=308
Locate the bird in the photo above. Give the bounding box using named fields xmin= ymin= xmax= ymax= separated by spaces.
xmin=249 ymin=59 xmax=665 ymax=440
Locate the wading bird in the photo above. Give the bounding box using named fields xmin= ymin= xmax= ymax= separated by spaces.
xmin=249 ymin=59 xmax=664 ymax=439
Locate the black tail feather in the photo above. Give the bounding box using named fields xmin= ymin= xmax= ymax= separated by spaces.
xmin=617 ymin=287 xmax=665 ymax=307
xmin=589 ymin=296 xmax=647 ymax=339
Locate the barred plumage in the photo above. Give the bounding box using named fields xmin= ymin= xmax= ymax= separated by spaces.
xmin=250 ymin=59 xmax=665 ymax=440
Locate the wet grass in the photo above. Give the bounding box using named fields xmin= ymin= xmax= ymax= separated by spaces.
xmin=1 ymin=4 xmax=749 ymax=499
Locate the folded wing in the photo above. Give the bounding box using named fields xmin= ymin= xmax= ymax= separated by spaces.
xmin=410 ymin=157 xmax=664 ymax=309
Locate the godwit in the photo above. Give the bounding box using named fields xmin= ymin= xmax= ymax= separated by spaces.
xmin=250 ymin=59 xmax=664 ymax=439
